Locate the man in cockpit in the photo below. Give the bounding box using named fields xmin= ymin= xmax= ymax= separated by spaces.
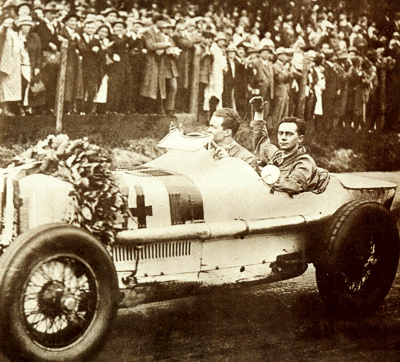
xmin=207 ymin=108 xmax=259 ymax=173
xmin=249 ymin=97 xmax=322 ymax=194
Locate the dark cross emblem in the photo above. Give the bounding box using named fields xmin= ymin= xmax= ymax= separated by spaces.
xmin=130 ymin=184 xmax=153 ymax=228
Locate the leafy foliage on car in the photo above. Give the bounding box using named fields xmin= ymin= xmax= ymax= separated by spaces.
xmin=10 ymin=134 xmax=128 ymax=247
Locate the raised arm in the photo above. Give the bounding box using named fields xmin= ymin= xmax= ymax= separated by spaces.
xmin=249 ymin=97 xmax=277 ymax=163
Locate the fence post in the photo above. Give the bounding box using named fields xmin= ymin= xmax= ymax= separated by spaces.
xmin=55 ymin=39 xmax=68 ymax=134
xmin=189 ymin=45 xmax=200 ymax=115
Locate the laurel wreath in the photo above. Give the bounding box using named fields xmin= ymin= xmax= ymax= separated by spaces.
xmin=10 ymin=134 xmax=127 ymax=247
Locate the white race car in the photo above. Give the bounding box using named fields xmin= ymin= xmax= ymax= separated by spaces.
xmin=0 ymin=131 xmax=398 ymax=362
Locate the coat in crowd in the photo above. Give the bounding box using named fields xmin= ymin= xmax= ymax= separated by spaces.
xmin=0 ymin=28 xmax=22 ymax=102
xmin=58 ymin=27 xmax=83 ymax=104
xmin=140 ymin=26 xmax=168 ymax=100
xmin=253 ymin=58 xmax=274 ymax=115
xmin=107 ymin=34 xmax=134 ymax=112
xmin=203 ymin=42 xmax=226 ymax=111
xmin=270 ymin=60 xmax=290 ymax=128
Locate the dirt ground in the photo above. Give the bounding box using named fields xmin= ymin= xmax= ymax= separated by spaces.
xmin=86 ymin=264 xmax=400 ymax=362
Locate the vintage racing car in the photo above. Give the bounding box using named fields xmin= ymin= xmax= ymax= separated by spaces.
xmin=0 ymin=130 xmax=398 ymax=362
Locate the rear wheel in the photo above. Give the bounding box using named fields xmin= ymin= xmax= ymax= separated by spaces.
xmin=0 ymin=224 xmax=119 ymax=362
xmin=315 ymin=201 xmax=400 ymax=318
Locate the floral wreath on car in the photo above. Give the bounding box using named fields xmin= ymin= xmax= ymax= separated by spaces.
xmin=3 ymin=134 xmax=128 ymax=251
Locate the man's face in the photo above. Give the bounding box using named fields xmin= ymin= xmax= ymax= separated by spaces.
xmin=217 ymin=39 xmax=227 ymax=49
xmin=277 ymin=122 xmax=303 ymax=153
xmin=202 ymin=36 xmax=212 ymax=46
xmin=107 ymin=13 xmax=117 ymax=24
xmin=260 ymin=50 xmax=269 ymax=60
xmin=278 ymin=53 xmax=288 ymax=64
xmin=237 ymin=47 xmax=246 ymax=58
xmin=84 ymin=23 xmax=95 ymax=35
xmin=113 ymin=23 xmax=124 ymax=35
xmin=66 ymin=17 xmax=78 ymax=29
xmin=44 ymin=11 xmax=55 ymax=21
xmin=156 ymin=20 xmax=167 ymax=30
xmin=207 ymin=115 xmax=229 ymax=145
xmin=132 ymin=23 xmax=141 ymax=34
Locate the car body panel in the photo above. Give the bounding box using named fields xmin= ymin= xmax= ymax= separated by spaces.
xmin=1 ymin=144 xmax=397 ymax=308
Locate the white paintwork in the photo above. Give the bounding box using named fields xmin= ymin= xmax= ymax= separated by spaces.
xmin=18 ymin=174 xmax=73 ymax=230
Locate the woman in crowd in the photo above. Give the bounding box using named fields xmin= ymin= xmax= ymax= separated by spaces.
xmin=94 ymin=24 xmax=111 ymax=114
xmin=16 ymin=15 xmax=42 ymax=115
xmin=0 ymin=13 xmax=22 ymax=116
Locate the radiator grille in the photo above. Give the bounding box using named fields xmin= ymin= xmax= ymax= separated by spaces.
xmin=113 ymin=241 xmax=192 ymax=262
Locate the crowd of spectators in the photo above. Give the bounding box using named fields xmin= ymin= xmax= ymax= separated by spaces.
xmin=1 ymin=0 xmax=400 ymax=132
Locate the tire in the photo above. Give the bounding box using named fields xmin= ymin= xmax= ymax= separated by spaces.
xmin=315 ymin=200 xmax=400 ymax=318
xmin=0 ymin=223 xmax=119 ymax=362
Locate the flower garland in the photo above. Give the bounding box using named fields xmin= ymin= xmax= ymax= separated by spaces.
xmin=9 ymin=134 xmax=127 ymax=247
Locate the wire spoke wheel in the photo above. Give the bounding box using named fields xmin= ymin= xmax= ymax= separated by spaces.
xmin=23 ymin=255 xmax=98 ymax=349
xmin=315 ymin=201 xmax=400 ymax=318
xmin=0 ymin=224 xmax=119 ymax=362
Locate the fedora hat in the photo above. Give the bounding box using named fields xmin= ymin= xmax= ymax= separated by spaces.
xmin=259 ymin=44 xmax=274 ymax=53
xmin=43 ymin=2 xmax=57 ymax=13
xmin=215 ymin=31 xmax=227 ymax=42
xmin=275 ymin=47 xmax=286 ymax=55
xmin=16 ymin=1 xmax=32 ymax=10
xmin=101 ymin=7 xmax=118 ymax=17
xmin=15 ymin=14 xmax=34 ymax=27
xmin=226 ymin=43 xmax=238 ymax=53
xmin=337 ymin=50 xmax=348 ymax=59
xmin=62 ymin=12 xmax=79 ymax=23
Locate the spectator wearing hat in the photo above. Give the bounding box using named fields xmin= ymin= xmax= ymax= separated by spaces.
xmin=0 ymin=13 xmax=22 ymax=116
xmin=101 ymin=8 xmax=119 ymax=34
xmin=140 ymin=14 xmax=171 ymax=114
xmin=58 ymin=12 xmax=84 ymax=114
xmin=95 ymin=15 xmax=105 ymax=30
xmin=198 ymin=30 xmax=214 ymax=123
xmin=235 ymin=42 xmax=250 ymax=118
xmin=386 ymin=31 xmax=400 ymax=130
xmin=107 ymin=18 xmax=134 ymax=114
xmin=346 ymin=54 xmax=365 ymax=130
xmin=204 ymin=31 xmax=228 ymax=115
xmin=317 ymin=20 xmax=340 ymax=54
xmin=127 ymin=19 xmax=145 ymax=113
xmin=252 ymin=45 xmax=274 ymax=121
xmin=79 ymin=18 xmax=103 ymax=115
xmin=32 ymin=4 xmax=44 ymax=22
xmin=161 ymin=21 xmax=180 ymax=115
xmin=35 ymin=1 xmax=60 ymax=114
xmin=173 ymin=18 xmax=201 ymax=113
xmin=334 ymin=50 xmax=352 ymax=127
xmin=321 ymin=47 xmax=340 ymax=130
xmin=222 ymin=44 xmax=238 ymax=109
xmin=350 ymin=25 xmax=367 ymax=56
xmin=269 ymin=47 xmax=292 ymax=129
xmin=16 ymin=1 xmax=32 ymax=16
xmin=16 ymin=14 xmax=42 ymax=115
xmin=2 ymin=1 xmax=17 ymax=19
xmin=259 ymin=31 xmax=275 ymax=50
xmin=93 ymin=24 xmax=111 ymax=114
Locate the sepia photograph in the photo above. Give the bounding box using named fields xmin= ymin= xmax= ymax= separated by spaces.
xmin=0 ymin=0 xmax=400 ymax=361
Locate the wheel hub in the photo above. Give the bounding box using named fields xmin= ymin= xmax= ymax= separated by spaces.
xmin=38 ymin=281 xmax=65 ymax=318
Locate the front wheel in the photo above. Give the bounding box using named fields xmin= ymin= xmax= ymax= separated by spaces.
xmin=0 ymin=224 xmax=119 ymax=362
xmin=315 ymin=201 xmax=400 ymax=318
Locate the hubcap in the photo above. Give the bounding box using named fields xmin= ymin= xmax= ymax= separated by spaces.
xmin=23 ymin=255 xmax=97 ymax=348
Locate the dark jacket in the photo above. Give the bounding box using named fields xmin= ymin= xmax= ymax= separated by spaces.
xmin=250 ymin=119 xmax=318 ymax=194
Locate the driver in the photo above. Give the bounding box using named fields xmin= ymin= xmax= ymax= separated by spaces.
xmin=207 ymin=108 xmax=259 ymax=173
xmin=250 ymin=97 xmax=319 ymax=194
